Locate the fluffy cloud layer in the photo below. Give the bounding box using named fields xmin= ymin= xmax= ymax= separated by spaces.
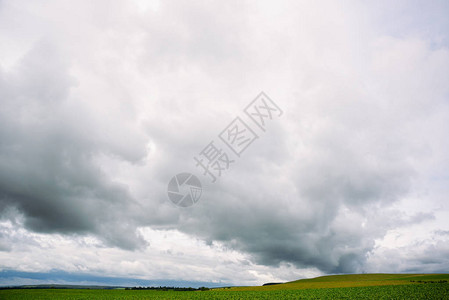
xmin=1 ymin=0 xmax=448 ymax=284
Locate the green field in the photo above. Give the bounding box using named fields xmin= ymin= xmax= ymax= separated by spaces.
xmin=227 ymin=273 xmax=449 ymax=291
xmin=1 ymin=274 xmax=448 ymax=299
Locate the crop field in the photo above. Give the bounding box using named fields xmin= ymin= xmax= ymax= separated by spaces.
xmin=227 ymin=273 xmax=449 ymax=291
xmin=1 ymin=274 xmax=448 ymax=299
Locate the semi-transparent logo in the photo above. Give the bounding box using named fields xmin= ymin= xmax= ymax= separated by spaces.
xmin=167 ymin=92 xmax=283 ymax=207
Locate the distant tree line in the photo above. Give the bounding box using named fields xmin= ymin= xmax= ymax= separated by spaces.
xmin=125 ymin=286 xmax=210 ymax=291
xmin=410 ymin=280 xmax=448 ymax=283
xmin=262 ymin=282 xmax=283 ymax=286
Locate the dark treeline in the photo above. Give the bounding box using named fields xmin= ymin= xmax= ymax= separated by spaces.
xmin=262 ymin=282 xmax=283 ymax=286
xmin=410 ymin=280 xmax=448 ymax=284
xmin=126 ymin=286 xmax=210 ymax=291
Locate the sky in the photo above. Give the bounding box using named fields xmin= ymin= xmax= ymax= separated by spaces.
xmin=0 ymin=0 xmax=449 ymax=287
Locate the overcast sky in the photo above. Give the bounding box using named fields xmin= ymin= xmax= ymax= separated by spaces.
xmin=1 ymin=0 xmax=449 ymax=286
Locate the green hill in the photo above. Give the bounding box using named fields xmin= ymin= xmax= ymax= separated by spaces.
xmin=226 ymin=273 xmax=449 ymax=291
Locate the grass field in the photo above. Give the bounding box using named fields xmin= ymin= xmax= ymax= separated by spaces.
xmin=226 ymin=273 xmax=449 ymax=291
xmin=1 ymin=274 xmax=448 ymax=299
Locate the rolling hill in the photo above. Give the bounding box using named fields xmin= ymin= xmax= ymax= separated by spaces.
xmin=226 ymin=273 xmax=449 ymax=291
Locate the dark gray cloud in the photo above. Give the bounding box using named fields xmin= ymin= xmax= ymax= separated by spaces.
xmin=0 ymin=39 xmax=148 ymax=250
